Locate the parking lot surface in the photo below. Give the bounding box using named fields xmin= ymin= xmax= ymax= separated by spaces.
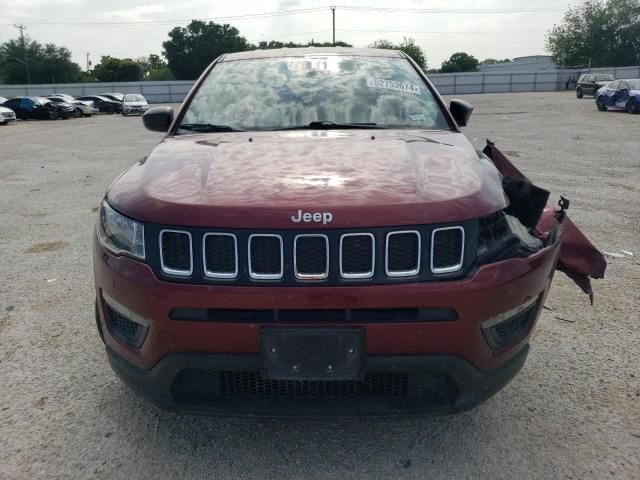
xmin=0 ymin=92 xmax=638 ymax=479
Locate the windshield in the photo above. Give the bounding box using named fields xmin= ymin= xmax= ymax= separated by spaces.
xmin=182 ymin=56 xmax=449 ymax=131
xmin=124 ymin=94 xmax=146 ymax=102
xmin=594 ymin=74 xmax=614 ymax=81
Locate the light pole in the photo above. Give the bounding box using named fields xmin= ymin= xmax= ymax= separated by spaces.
xmin=13 ymin=24 xmax=31 ymax=84
xmin=331 ymin=6 xmax=336 ymax=46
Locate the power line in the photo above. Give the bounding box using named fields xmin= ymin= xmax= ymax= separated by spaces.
xmin=9 ymin=7 xmax=329 ymax=27
xmin=337 ymin=28 xmax=546 ymax=34
xmin=4 ymin=4 xmax=567 ymax=28
xmin=336 ymin=5 xmax=566 ymax=14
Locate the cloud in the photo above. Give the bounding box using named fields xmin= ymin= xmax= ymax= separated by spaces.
xmin=277 ymin=0 xmax=301 ymax=9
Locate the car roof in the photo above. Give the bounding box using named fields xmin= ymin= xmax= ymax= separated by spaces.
xmin=222 ymin=47 xmax=405 ymax=62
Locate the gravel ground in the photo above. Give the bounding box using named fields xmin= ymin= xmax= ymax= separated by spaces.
xmin=0 ymin=92 xmax=638 ymax=479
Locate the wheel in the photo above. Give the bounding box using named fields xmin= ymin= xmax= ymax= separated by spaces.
xmin=576 ymin=88 xmax=583 ymax=99
xmin=49 ymin=111 xmax=59 ymax=120
xmin=74 ymin=108 xmax=82 ymax=118
xmin=596 ymin=97 xmax=607 ymax=111
xmin=627 ymin=98 xmax=639 ymax=114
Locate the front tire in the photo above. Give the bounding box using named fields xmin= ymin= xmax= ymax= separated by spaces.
xmin=627 ymin=98 xmax=639 ymax=114
xmin=596 ymin=97 xmax=607 ymax=111
xmin=576 ymin=88 xmax=583 ymax=99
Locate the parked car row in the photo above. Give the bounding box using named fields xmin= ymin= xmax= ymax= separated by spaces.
xmin=575 ymin=73 xmax=640 ymax=114
xmin=0 ymin=92 xmax=150 ymax=124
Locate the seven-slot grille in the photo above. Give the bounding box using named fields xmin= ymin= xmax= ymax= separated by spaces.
xmin=157 ymin=226 xmax=466 ymax=282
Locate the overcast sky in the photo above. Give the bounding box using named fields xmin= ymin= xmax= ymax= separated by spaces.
xmin=0 ymin=0 xmax=581 ymax=70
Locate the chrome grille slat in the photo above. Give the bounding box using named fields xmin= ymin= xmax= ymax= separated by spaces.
xmin=385 ymin=231 xmax=421 ymax=277
xmin=339 ymin=233 xmax=375 ymax=279
xmin=203 ymin=233 xmax=238 ymax=279
xmin=248 ymin=234 xmax=284 ymax=280
xmin=294 ymin=234 xmax=329 ymax=280
xmin=430 ymin=226 xmax=465 ymax=274
xmin=159 ymin=229 xmax=193 ymax=276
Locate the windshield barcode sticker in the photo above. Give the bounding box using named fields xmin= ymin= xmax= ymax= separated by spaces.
xmin=367 ymin=78 xmax=422 ymax=95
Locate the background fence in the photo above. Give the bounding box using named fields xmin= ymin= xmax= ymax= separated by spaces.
xmin=1 ymin=66 xmax=639 ymax=103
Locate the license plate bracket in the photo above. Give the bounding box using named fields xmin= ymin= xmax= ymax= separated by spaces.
xmin=260 ymin=328 xmax=365 ymax=381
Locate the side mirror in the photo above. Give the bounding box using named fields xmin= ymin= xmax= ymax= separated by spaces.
xmin=143 ymin=106 xmax=174 ymax=132
xmin=449 ymin=99 xmax=474 ymax=127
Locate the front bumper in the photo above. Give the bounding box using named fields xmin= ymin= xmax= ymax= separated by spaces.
xmin=106 ymin=342 xmax=529 ymax=417
xmin=94 ymin=226 xmax=562 ymax=415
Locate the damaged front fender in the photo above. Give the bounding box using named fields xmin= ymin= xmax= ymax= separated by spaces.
xmin=482 ymin=141 xmax=606 ymax=301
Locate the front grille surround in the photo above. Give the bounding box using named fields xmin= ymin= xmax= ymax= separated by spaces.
xmin=248 ymin=234 xmax=284 ymax=280
xmin=145 ymin=220 xmax=477 ymax=286
xmin=202 ymin=232 xmax=238 ymax=279
xmin=294 ymin=234 xmax=329 ymax=280
xmin=340 ymin=233 xmax=375 ymax=279
xmin=159 ymin=229 xmax=193 ymax=276
xmin=430 ymin=226 xmax=465 ymax=274
xmin=385 ymin=230 xmax=421 ymax=277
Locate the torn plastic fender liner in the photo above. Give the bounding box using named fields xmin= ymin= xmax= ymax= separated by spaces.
xmin=482 ymin=140 xmax=606 ymax=299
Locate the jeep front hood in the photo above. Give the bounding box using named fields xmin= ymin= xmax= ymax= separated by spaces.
xmin=107 ymin=130 xmax=507 ymax=229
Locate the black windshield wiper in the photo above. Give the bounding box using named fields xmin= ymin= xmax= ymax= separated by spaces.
xmin=276 ymin=121 xmax=384 ymax=131
xmin=177 ymin=123 xmax=244 ymax=133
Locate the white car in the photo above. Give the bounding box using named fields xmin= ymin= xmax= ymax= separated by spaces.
xmin=73 ymin=100 xmax=99 ymax=117
xmin=0 ymin=105 xmax=17 ymax=125
xmin=122 ymin=94 xmax=149 ymax=116
xmin=48 ymin=94 xmax=99 ymax=117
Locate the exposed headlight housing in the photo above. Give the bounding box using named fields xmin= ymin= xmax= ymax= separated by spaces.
xmin=476 ymin=211 xmax=542 ymax=265
xmin=98 ymin=200 xmax=145 ymax=259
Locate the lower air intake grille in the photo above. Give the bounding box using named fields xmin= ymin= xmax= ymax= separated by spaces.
xmin=160 ymin=230 xmax=192 ymax=275
xmin=431 ymin=227 xmax=464 ymax=273
xmin=171 ymin=369 xmax=458 ymax=407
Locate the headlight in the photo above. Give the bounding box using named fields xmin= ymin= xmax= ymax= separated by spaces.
xmin=98 ymin=200 xmax=145 ymax=259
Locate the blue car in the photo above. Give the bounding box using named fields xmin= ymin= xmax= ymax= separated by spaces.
xmin=595 ymin=79 xmax=640 ymax=113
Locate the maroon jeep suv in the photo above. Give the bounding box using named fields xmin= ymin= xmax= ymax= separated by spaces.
xmin=94 ymin=48 xmax=604 ymax=416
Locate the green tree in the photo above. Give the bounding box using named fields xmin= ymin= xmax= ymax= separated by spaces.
xmin=256 ymin=40 xmax=352 ymax=49
xmin=546 ymin=0 xmax=640 ymax=67
xmin=136 ymin=54 xmax=175 ymax=81
xmin=440 ymin=52 xmax=479 ymax=73
xmin=91 ymin=56 xmax=143 ymax=82
xmin=0 ymin=37 xmax=83 ymax=84
xmin=480 ymin=58 xmax=511 ymax=65
xmin=369 ymin=37 xmax=428 ymax=70
xmin=163 ymin=21 xmax=251 ymax=80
